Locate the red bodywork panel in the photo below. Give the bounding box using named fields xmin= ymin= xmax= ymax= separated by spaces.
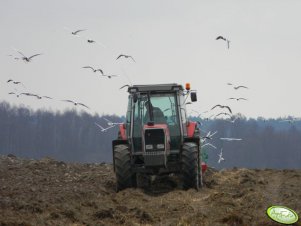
xmin=186 ymin=121 xmax=197 ymax=137
xmin=118 ymin=124 xmax=127 ymax=140
xmin=201 ymin=162 xmax=207 ymax=173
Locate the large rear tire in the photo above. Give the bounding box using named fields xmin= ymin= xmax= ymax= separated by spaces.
xmin=114 ymin=144 xmax=135 ymax=191
xmin=181 ymin=142 xmax=200 ymax=190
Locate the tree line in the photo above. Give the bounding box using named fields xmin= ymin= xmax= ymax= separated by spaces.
xmin=0 ymin=101 xmax=300 ymax=169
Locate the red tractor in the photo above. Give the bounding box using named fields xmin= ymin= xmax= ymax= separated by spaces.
xmin=112 ymin=83 xmax=207 ymax=191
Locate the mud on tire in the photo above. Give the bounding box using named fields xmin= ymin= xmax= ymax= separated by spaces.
xmin=181 ymin=142 xmax=200 ymax=190
xmin=114 ymin=144 xmax=135 ymax=191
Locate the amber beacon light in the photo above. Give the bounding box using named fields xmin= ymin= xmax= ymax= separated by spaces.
xmin=185 ymin=83 xmax=191 ymax=91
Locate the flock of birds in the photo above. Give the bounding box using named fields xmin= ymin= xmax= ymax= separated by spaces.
xmin=6 ymin=28 xmax=136 ymax=129
xmin=191 ymin=35 xmax=300 ymax=164
xmin=5 ymin=31 xmax=300 ymax=165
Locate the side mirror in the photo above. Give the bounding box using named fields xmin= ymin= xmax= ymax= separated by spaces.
xmin=190 ymin=91 xmax=197 ymax=102
xmin=133 ymin=93 xmax=138 ymax=103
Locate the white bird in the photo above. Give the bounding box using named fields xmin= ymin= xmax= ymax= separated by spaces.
xmin=220 ymin=137 xmax=242 ymax=141
xmin=71 ymin=29 xmax=86 ymax=35
xmin=280 ymin=118 xmax=299 ymax=124
xmin=205 ymin=130 xmax=218 ymax=139
xmin=82 ymin=66 xmax=103 ymax=74
xmin=8 ymin=92 xmax=22 ymax=97
xmin=102 ymin=74 xmax=119 ymax=79
xmin=120 ymin=84 xmax=130 ymax=90
xmin=116 ymin=54 xmax=135 ymax=62
xmin=17 ymin=51 xmax=42 ymax=62
xmin=32 ymin=95 xmax=53 ymax=100
xmin=94 ymin=122 xmax=115 ymax=132
xmin=7 ymin=79 xmax=26 ymax=88
xmin=103 ymin=118 xmax=123 ymax=126
xmin=218 ymin=148 xmax=225 ymax=164
xmin=233 ymin=85 xmax=248 ymax=90
xmin=228 ymin=97 xmax=248 ymax=101
xmin=216 ymin=36 xmax=230 ymax=49
xmin=61 ymin=100 xmax=90 ymax=109
xmin=211 ymin=104 xmax=232 ymax=114
xmin=215 ymin=112 xmax=232 ymax=118
xmin=201 ymin=143 xmax=217 ymax=149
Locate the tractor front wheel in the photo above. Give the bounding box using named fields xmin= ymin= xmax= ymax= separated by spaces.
xmin=181 ymin=142 xmax=200 ymax=190
xmin=114 ymin=144 xmax=135 ymax=191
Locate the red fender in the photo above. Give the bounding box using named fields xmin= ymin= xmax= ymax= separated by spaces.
xmin=186 ymin=121 xmax=197 ymax=137
xmin=118 ymin=124 xmax=127 ymax=140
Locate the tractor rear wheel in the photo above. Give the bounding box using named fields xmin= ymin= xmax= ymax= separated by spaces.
xmin=181 ymin=142 xmax=200 ymax=190
xmin=114 ymin=144 xmax=135 ymax=191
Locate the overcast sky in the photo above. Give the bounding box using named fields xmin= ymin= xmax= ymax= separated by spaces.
xmin=1 ymin=0 xmax=301 ymax=119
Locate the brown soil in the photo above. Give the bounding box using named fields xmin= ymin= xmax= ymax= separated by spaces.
xmin=0 ymin=155 xmax=300 ymax=226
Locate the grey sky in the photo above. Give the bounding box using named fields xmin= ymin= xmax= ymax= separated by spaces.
xmin=1 ymin=0 xmax=301 ymax=118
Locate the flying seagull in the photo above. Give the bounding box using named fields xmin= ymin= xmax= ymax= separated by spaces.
xmin=17 ymin=51 xmax=42 ymax=62
xmin=220 ymin=137 xmax=242 ymax=141
xmin=8 ymin=92 xmax=22 ymax=97
xmin=120 ymin=84 xmax=130 ymax=90
xmin=201 ymin=130 xmax=218 ymax=142
xmin=227 ymin=83 xmax=233 ymax=86
xmin=205 ymin=130 xmax=218 ymax=139
xmin=87 ymin=39 xmax=95 ymax=43
xmin=71 ymin=29 xmax=86 ymax=35
xmin=116 ymin=54 xmax=135 ymax=62
xmin=9 ymin=92 xmax=39 ymax=98
xmin=216 ymin=36 xmax=230 ymax=49
xmin=94 ymin=122 xmax=115 ymax=132
xmin=201 ymin=143 xmax=217 ymax=149
xmin=201 ymin=135 xmax=211 ymax=141
xmin=215 ymin=112 xmax=232 ymax=118
xmin=280 ymin=118 xmax=299 ymax=124
xmin=218 ymin=148 xmax=225 ymax=164
xmin=62 ymin=100 xmax=90 ymax=109
xmin=41 ymin=96 xmax=53 ymax=99
xmin=103 ymin=118 xmax=123 ymax=126
xmin=233 ymin=85 xmax=248 ymax=90
xmin=82 ymin=66 xmax=103 ymax=74
xmin=216 ymin=36 xmax=227 ymax=41
xmin=7 ymin=79 xmax=26 ymax=88
xmin=102 ymin=74 xmax=119 ymax=79
xmin=20 ymin=92 xmax=39 ymax=97
xmin=228 ymin=97 xmax=248 ymax=101
xmin=211 ymin=104 xmax=232 ymax=114
xmin=31 ymin=95 xmax=53 ymax=100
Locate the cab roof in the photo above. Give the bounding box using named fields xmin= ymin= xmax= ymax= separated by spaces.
xmin=128 ymin=83 xmax=184 ymax=93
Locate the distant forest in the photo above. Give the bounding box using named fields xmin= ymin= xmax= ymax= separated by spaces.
xmin=0 ymin=101 xmax=300 ymax=169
